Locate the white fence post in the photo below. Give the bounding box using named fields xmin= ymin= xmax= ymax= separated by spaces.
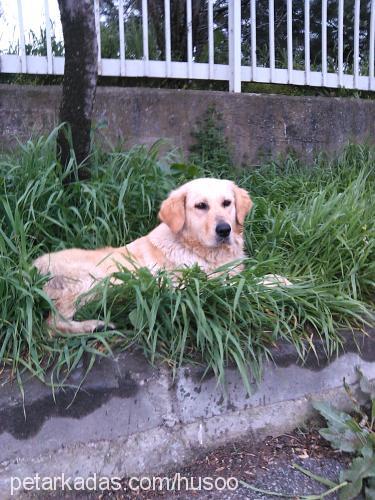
xmin=287 ymin=0 xmax=293 ymax=83
xmin=370 ymin=0 xmax=375 ymax=90
xmin=208 ymin=0 xmax=214 ymax=79
xmin=44 ymin=0 xmax=53 ymax=74
xmin=353 ymin=0 xmax=360 ymax=89
xmin=250 ymin=0 xmax=256 ymax=80
xmin=228 ymin=0 xmax=241 ymax=92
xmin=142 ymin=0 xmax=149 ymax=75
xmin=94 ymin=0 xmax=102 ymax=75
xmin=16 ymin=0 xmax=26 ymax=73
xmin=269 ymin=0 xmax=275 ymax=82
xmin=118 ymin=0 xmax=126 ymax=76
xmin=304 ymin=0 xmax=310 ymax=85
xmin=338 ymin=0 xmax=344 ymax=87
xmin=322 ymin=0 xmax=327 ymax=86
xmin=164 ymin=0 xmax=171 ymax=77
xmin=186 ymin=0 xmax=193 ymax=79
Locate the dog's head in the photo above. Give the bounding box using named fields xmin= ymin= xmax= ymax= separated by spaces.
xmin=158 ymin=178 xmax=253 ymax=248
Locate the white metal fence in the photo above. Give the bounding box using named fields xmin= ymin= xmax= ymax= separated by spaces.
xmin=0 ymin=0 xmax=374 ymax=92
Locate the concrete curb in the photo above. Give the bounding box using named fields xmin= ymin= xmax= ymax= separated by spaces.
xmin=0 ymin=328 xmax=374 ymax=497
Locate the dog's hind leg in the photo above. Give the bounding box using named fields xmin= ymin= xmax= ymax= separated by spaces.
xmin=43 ymin=275 xmax=115 ymax=335
xmin=46 ymin=313 xmax=114 ymax=335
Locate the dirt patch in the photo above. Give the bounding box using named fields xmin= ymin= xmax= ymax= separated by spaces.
xmin=102 ymin=427 xmax=350 ymax=499
xmin=25 ymin=426 xmax=350 ymax=499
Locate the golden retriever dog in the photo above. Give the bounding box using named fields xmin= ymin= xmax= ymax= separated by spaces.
xmin=34 ymin=178 xmax=254 ymax=334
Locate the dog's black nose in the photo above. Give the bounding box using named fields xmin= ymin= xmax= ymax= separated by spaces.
xmin=216 ymin=222 xmax=231 ymax=238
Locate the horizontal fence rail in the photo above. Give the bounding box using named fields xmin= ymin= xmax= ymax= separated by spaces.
xmin=0 ymin=0 xmax=374 ymax=92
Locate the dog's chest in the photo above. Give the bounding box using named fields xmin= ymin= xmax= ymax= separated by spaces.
xmin=163 ymin=245 xmax=213 ymax=272
xmin=148 ymin=224 xmax=242 ymax=274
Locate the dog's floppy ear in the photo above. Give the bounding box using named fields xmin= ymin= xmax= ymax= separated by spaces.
xmin=233 ymin=184 xmax=253 ymax=226
xmin=158 ymin=187 xmax=186 ymax=233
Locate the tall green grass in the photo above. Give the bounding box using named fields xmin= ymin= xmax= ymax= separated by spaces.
xmin=0 ymin=129 xmax=374 ymax=389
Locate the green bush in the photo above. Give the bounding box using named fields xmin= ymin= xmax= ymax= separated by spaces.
xmin=0 ymin=127 xmax=374 ymax=389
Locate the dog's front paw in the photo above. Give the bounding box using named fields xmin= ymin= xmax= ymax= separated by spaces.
xmin=258 ymin=274 xmax=293 ymax=287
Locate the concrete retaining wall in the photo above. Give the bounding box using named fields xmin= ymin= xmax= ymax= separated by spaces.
xmin=1 ymin=85 xmax=375 ymax=164
xmin=0 ymin=328 xmax=374 ymax=498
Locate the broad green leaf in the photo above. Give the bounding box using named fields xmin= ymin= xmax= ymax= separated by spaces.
xmin=320 ymin=427 xmax=364 ymax=453
xmin=313 ymin=401 xmax=352 ymax=428
xmin=358 ymin=370 xmax=375 ymax=400
xmin=340 ymin=477 xmax=363 ymax=500
xmin=365 ymin=479 xmax=375 ymax=500
xmin=340 ymin=456 xmax=375 ymax=500
xmin=361 ymin=443 xmax=374 ymax=459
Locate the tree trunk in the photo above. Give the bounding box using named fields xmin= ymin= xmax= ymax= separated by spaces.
xmin=57 ymin=0 xmax=98 ymax=181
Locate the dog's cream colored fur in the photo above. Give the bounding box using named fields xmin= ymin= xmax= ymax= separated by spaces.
xmin=34 ymin=178 xmax=253 ymax=334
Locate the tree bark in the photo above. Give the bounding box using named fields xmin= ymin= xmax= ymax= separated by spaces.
xmin=57 ymin=0 xmax=98 ymax=181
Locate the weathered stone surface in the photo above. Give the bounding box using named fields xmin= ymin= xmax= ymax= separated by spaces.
xmin=0 ymin=329 xmax=374 ymax=498
xmin=1 ymin=85 xmax=374 ymax=164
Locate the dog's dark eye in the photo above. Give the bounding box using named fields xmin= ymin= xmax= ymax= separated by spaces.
xmin=195 ymin=202 xmax=208 ymax=210
xmin=223 ymin=200 xmax=231 ymax=207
